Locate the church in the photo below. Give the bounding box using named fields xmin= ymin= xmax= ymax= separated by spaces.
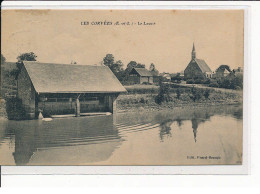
xmin=184 ymin=43 xmax=212 ymax=80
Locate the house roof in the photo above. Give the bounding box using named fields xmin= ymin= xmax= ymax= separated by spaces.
xmin=216 ymin=66 xmax=231 ymax=73
xmin=132 ymin=68 xmax=153 ymax=77
xmin=194 ymin=58 xmax=212 ymax=73
xmin=150 ymin=70 xmax=159 ymax=76
xmin=22 ymin=61 xmax=126 ymax=93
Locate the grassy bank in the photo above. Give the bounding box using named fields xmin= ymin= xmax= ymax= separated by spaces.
xmin=117 ymin=84 xmax=242 ymax=112
xmin=0 ymin=85 xmax=242 ymax=119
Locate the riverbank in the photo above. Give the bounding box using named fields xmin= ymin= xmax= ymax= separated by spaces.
xmin=117 ymin=85 xmax=242 ymax=112
xmin=0 ymin=85 xmax=242 ymax=119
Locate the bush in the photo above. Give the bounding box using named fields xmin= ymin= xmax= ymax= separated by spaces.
xmin=194 ymin=79 xmax=203 ymax=84
xmin=140 ymin=97 xmax=146 ymax=103
xmin=209 ymin=82 xmax=219 ymax=88
xmin=186 ymin=79 xmax=194 ymax=84
xmin=189 ymin=86 xmax=202 ymax=102
xmin=204 ymin=89 xmax=211 ymax=99
xmin=203 ymin=78 xmax=211 ymax=84
xmin=217 ymin=75 xmax=243 ymax=89
xmin=176 ymin=88 xmax=181 ymax=99
xmin=155 ymin=80 xmax=172 ymax=104
xmin=142 ymin=82 xmax=152 ymax=85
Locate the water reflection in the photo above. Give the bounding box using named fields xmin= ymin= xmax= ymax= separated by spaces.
xmin=0 ymin=105 xmax=243 ymax=165
xmin=156 ymin=106 xmax=242 ymax=143
xmin=159 ymin=120 xmax=173 ymax=142
xmin=1 ymin=116 xmax=122 ymax=165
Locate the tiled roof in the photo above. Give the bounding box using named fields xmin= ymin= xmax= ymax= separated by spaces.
xmin=133 ymin=68 xmax=153 ymax=77
xmin=195 ymin=58 xmax=212 ymax=73
xmin=22 ymin=61 xmax=126 ymax=93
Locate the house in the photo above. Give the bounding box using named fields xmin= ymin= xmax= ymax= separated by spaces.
xmin=184 ymin=43 xmax=212 ymax=80
xmin=16 ymin=61 xmax=126 ymax=119
xmin=159 ymin=72 xmax=171 ymax=82
xmin=215 ymin=67 xmax=230 ymax=79
xmin=128 ymin=67 xmax=153 ymax=84
xmin=170 ymin=72 xmax=184 ymax=83
xmin=150 ymin=70 xmax=160 ymax=83
xmin=233 ymin=67 xmax=243 ymax=76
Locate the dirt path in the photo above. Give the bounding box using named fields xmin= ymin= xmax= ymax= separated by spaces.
xmin=174 ymin=83 xmax=243 ymax=95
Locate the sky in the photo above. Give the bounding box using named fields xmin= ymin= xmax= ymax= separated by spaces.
xmin=2 ymin=9 xmax=244 ymax=73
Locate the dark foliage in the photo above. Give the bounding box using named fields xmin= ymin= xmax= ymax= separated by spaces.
xmin=1 ymin=54 xmax=6 ymax=64
xmin=176 ymin=88 xmax=181 ymax=99
xmin=155 ymin=78 xmax=172 ymax=104
xmin=204 ymin=89 xmax=211 ymax=99
xmin=189 ymin=86 xmax=202 ymax=102
xmin=186 ymin=79 xmax=194 ymax=84
xmin=209 ymin=82 xmax=219 ymax=88
xmin=216 ymin=65 xmax=231 ymax=72
xmin=17 ymin=52 xmax=37 ymax=62
xmin=217 ymin=75 xmax=243 ymax=90
xmin=203 ymin=78 xmax=211 ymax=84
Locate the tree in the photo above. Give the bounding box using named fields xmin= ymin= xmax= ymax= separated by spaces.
xmin=103 ymin=54 xmax=123 ymax=73
xmin=149 ymin=63 xmax=159 ymax=76
xmin=102 ymin=54 xmax=125 ymax=81
xmin=103 ymin=54 xmax=114 ymax=67
xmin=216 ymin=65 xmax=231 ymax=72
xmin=126 ymin=61 xmax=137 ymax=71
xmin=17 ymin=52 xmax=37 ymax=62
xmin=1 ymin=54 xmax=6 ymax=65
xmin=126 ymin=61 xmax=145 ymax=73
xmin=10 ymin=52 xmax=37 ymax=78
xmin=113 ymin=60 xmax=124 ymax=73
xmin=155 ymin=78 xmax=172 ymax=104
xmin=149 ymin=63 xmax=155 ymax=71
xmin=136 ymin=63 xmax=145 ymax=68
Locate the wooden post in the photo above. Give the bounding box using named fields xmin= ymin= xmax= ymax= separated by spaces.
xmin=76 ymin=98 xmax=80 ymax=117
xmin=108 ymin=96 xmax=113 ymax=113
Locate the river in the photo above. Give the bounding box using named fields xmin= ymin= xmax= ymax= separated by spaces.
xmin=0 ymin=105 xmax=243 ymax=165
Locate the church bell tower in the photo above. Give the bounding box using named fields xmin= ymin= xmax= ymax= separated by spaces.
xmin=191 ymin=42 xmax=196 ymax=60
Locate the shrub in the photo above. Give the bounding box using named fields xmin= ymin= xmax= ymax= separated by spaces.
xmin=142 ymin=82 xmax=152 ymax=85
xmin=203 ymin=78 xmax=211 ymax=84
xmin=140 ymin=97 xmax=145 ymax=103
xmin=176 ymin=88 xmax=181 ymax=99
xmin=155 ymin=80 xmax=172 ymax=104
xmin=194 ymin=79 xmax=203 ymax=84
xmin=204 ymin=89 xmax=211 ymax=99
xmin=217 ymin=75 xmax=243 ymax=89
xmin=209 ymin=82 xmax=219 ymax=88
xmin=189 ymin=86 xmax=202 ymax=102
xmin=186 ymin=79 xmax=194 ymax=84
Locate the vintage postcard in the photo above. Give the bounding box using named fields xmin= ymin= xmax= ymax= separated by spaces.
xmin=0 ymin=9 xmax=244 ymax=166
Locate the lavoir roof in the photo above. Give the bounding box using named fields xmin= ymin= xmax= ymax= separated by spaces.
xmin=22 ymin=61 xmax=126 ymax=93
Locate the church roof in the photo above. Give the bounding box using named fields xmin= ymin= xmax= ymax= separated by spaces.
xmin=194 ymin=58 xmax=212 ymax=73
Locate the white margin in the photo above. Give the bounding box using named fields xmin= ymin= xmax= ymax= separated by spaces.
xmin=1 ymin=1 xmax=250 ymax=175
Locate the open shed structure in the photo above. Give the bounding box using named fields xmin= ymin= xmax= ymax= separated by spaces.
xmin=17 ymin=61 xmax=126 ymax=119
xmin=128 ymin=68 xmax=153 ymax=84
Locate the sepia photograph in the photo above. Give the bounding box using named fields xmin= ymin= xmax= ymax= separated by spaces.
xmin=0 ymin=9 xmax=244 ymax=166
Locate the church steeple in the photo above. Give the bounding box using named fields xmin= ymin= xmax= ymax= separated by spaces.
xmin=191 ymin=42 xmax=196 ymax=60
